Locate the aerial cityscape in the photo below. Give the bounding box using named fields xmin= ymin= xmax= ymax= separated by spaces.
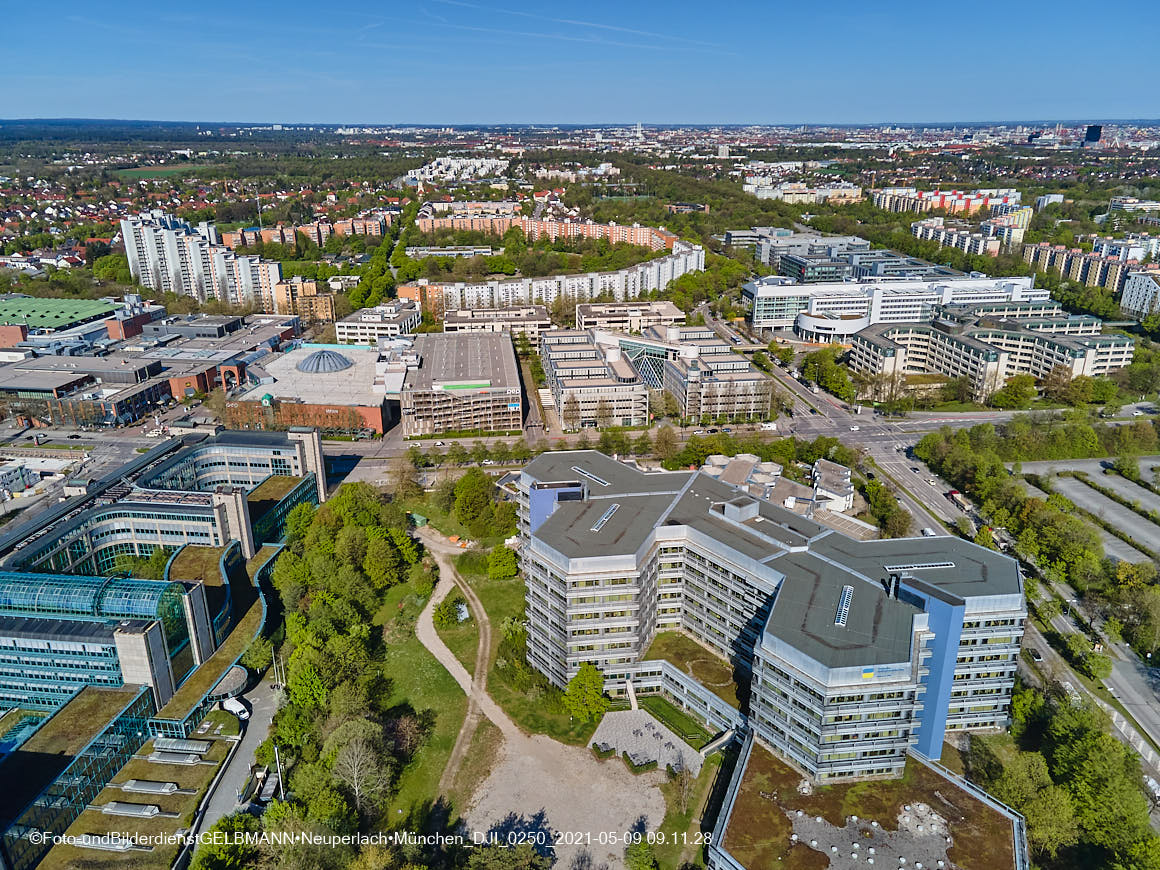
xmin=1 ymin=4 xmax=1159 ymax=870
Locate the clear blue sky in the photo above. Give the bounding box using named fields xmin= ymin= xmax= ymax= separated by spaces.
xmin=4 ymin=0 xmax=1156 ymax=125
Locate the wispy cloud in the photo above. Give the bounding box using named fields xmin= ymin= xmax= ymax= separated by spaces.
xmin=430 ymin=0 xmax=727 ymax=49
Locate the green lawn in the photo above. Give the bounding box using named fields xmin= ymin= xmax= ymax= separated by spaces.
xmin=168 ymin=545 xmax=226 ymax=585
xmin=436 ymin=614 xmax=479 ymax=675
xmin=644 ymin=631 xmax=747 ymax=709
xmin=654 ymin=752 xmax=723 ymax=869
xmin=381 ymin=618 xmax=469 ymax=821
xmin=639 ymin=694 xmax=714 ymax=748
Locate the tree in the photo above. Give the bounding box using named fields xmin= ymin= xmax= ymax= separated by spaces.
xmin=562 ymin=663 xmax=609 ymax=722
xmin=488 ymin=545 xmax=518 ymax=580
xmin=332 ymin=735 xmax=392 ymax=817
xmin=454 ymin=467 xmax=495 ymax=533
xmin=669 ymin=762 xmax=695 ymax=814
xmin=433 ymin=594 xmax=466 ymax=629
xmin=624 ymin=841 xmax=660 ymax=870
xmin=467 ymin=844 xmax=550 ymax=870
xmin=190 ymin=813 xmax=260 ymax=870
xmin=654 ymin=425 xmax=679 ymax=460
xmin=241 ymin=635 xmax=274 ymax=671
xmin=562 ymin=394 xmax=581 ymax=431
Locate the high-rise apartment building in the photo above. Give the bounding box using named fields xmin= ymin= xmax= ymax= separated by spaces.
xmin=120 ymin=211 xmax=282 ymax=306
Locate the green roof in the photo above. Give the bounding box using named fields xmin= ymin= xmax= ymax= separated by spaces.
xmin=0 ymin=297 xmax=116 ymax=331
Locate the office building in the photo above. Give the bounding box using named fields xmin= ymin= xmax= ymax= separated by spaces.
xmin=541 ymin=331 xmax=649 ymax=430
xmin=1110 ymin=196 xmax=1160 ymax=214
xmin=755 ymin=233 xmax=871 ymax=271
xmin=399 ymin=333 xmax=522 ymax=437
xmin=120 ymin=211 xmax=282 ymax=306
xmin=230 ymin=346 xmax=395 ymax=434
xmin=442 ymin=306 xmax=552 ymax=344
xmin=873 ymin=188 xmax=1021 ymax=215
xmin=269 ymin=277 xmax=337 ymax=324
xmin=742 ymin=273 xmax=1044 ymax=338
xmin=517 ymin=451 xmax=1025 ymax=782
xmin=575 ymin=301 xmax=686 ymax=333
xmin=398 ymin=241 xmax=704 ymax=312
xmin=1035 ymin=193 xmax=1065 ymax=211
xmin=848 ymin=301 xmax=1134 ymax=400
xmin=335 ymin=301 xmax=422 ymax=344
xmin=778 ymin=253 xmax=856 ymax=283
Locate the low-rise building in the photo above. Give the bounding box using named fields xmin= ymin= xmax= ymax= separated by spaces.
xmin=335 ymin=301 xmax=422 ymax=344
xmin=442 ymin=306 xmax=551 ymax=345
xmin=399 ymin=332 xmax=522 ymax=437
xmin=575 ymin=300 xmax=685 ymax=333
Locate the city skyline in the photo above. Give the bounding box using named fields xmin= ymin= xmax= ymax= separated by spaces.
xmin=4 ymin=0 xmax=1156 ymax=125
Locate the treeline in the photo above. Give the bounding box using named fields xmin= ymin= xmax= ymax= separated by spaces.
xmin=966 ymin=686 xmax=1160 ymax=870
xmin=914 ymin=421 xmax=1160 ymax=652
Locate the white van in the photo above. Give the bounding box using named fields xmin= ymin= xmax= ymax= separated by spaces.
xmin=760 ymin=422 xmax=777 ymax=431
xmin=921 ymin=528 xmax=936 ymax=537
xmin=222 ymin=697 xmax=250 ymax=720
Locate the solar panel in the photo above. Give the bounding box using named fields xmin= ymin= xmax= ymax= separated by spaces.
xmin=590 ymin=503 xmax=620 ymax=533
xmin=834 ymin=585 xmax=854 ymax=627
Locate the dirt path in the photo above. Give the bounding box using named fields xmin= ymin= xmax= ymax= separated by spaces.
xmin=415 ymin=530 xmax=513 ymax=797
xmin=414 ymin=530 xmax=666 ymax=869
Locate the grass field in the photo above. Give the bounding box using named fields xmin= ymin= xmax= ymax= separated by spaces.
xmin=644 ymin=631 xmax=747 ymax=709
xmin=375 ymin=580 xmax=469 ymax=823
xmin=435 ymin=612 xmax=479 ymax=676
xmin=114 ymin=164 xmax=215 ymax=179
xmin=639 ymin=694 xmax=713 ymax=748
xmin=446 ymin=718 xmax=502 ymax=814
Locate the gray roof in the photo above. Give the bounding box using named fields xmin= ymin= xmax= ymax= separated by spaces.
xmin=764 ymin=551 xmax=920 ymax=668
xmin=404 ymin=332 xmax=520 ymax=393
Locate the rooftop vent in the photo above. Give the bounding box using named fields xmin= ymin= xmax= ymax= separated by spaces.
xmin=296 ymin=349 xmax=353 ymax=374
xmin=571 ymin=465 xmax=609 ymax=487
xmin=590 ymin=503 xmax=620 ymax=532
xmin=835 ymin=585 xmax=854 ymax=627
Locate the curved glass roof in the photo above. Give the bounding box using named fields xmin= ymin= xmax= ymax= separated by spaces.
xmin=0 ymin=572 xmax=180 ymax=620
xmin=296 ymin=349 xmax=353 ymax=374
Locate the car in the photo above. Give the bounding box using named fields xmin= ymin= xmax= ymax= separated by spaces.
xmin=1029 ymin=648 xmax=1044 ymax=663
xmin=809 ymin=408 xmax=818 ymax=415
xmin=67 ymin=434 xmax=81 ymax=439
xmin=693 ymin=430 xmax=706 ymax=435
xmin=760 ymin=422 xmax=778 ymax=431
xmin=481 ymin=459 xmax=495 ymax=465
xmin=722 ymin=427 xmax=732 ymax=433
xmin=434 ymin=441 xmax=445 ymax=447
xmin=1134 ymin=410 xmax=1145 ymax=417
xmin=921 ymin=528 xmax=936 ymax=537
xmin=927 ymin=478 xmax=937 ymax=486
xmin=849 ymin=425 xmax=860 ymax=432
xmin=911 ymin=467 xmax=920 ymax=474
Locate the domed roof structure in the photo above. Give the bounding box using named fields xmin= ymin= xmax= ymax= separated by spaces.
xmin=296 ymin=349 xmax=353 ymax=374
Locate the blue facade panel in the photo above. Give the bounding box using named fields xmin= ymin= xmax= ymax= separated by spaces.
xmin=900 ymin=580 xmax=964 ymax=760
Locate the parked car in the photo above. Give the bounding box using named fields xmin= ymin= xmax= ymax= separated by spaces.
xmin=1029 ymin=648 xmax=1044 ymax=663
xmin=222 ymin=697 xmax=250 ymax=720
xmin=921 ymin=528 xmax=936 ymax=537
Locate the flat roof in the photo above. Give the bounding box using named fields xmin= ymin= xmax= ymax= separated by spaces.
xmin=0 ymin=297 xmax=115 ymax=331
xmin=404 ymin=331 xmax=520 ymax=393
xmin=764 ymin=550 xmax=919 ymax=668
xmin=235 ymin=345 xmax=385 ymax=407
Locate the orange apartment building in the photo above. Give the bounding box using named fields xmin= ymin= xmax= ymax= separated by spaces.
xmin=413 ymin=215 xmax=679 ymax=250
xmin=269 ymin=277 xmax=337 ymax=324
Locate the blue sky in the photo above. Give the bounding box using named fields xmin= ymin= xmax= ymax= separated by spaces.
xmin=3 ymin=0 xmax=1156 ymax=124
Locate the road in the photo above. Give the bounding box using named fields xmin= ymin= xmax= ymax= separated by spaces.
xmin=197 ymin=673 xmax=279 ymax=830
